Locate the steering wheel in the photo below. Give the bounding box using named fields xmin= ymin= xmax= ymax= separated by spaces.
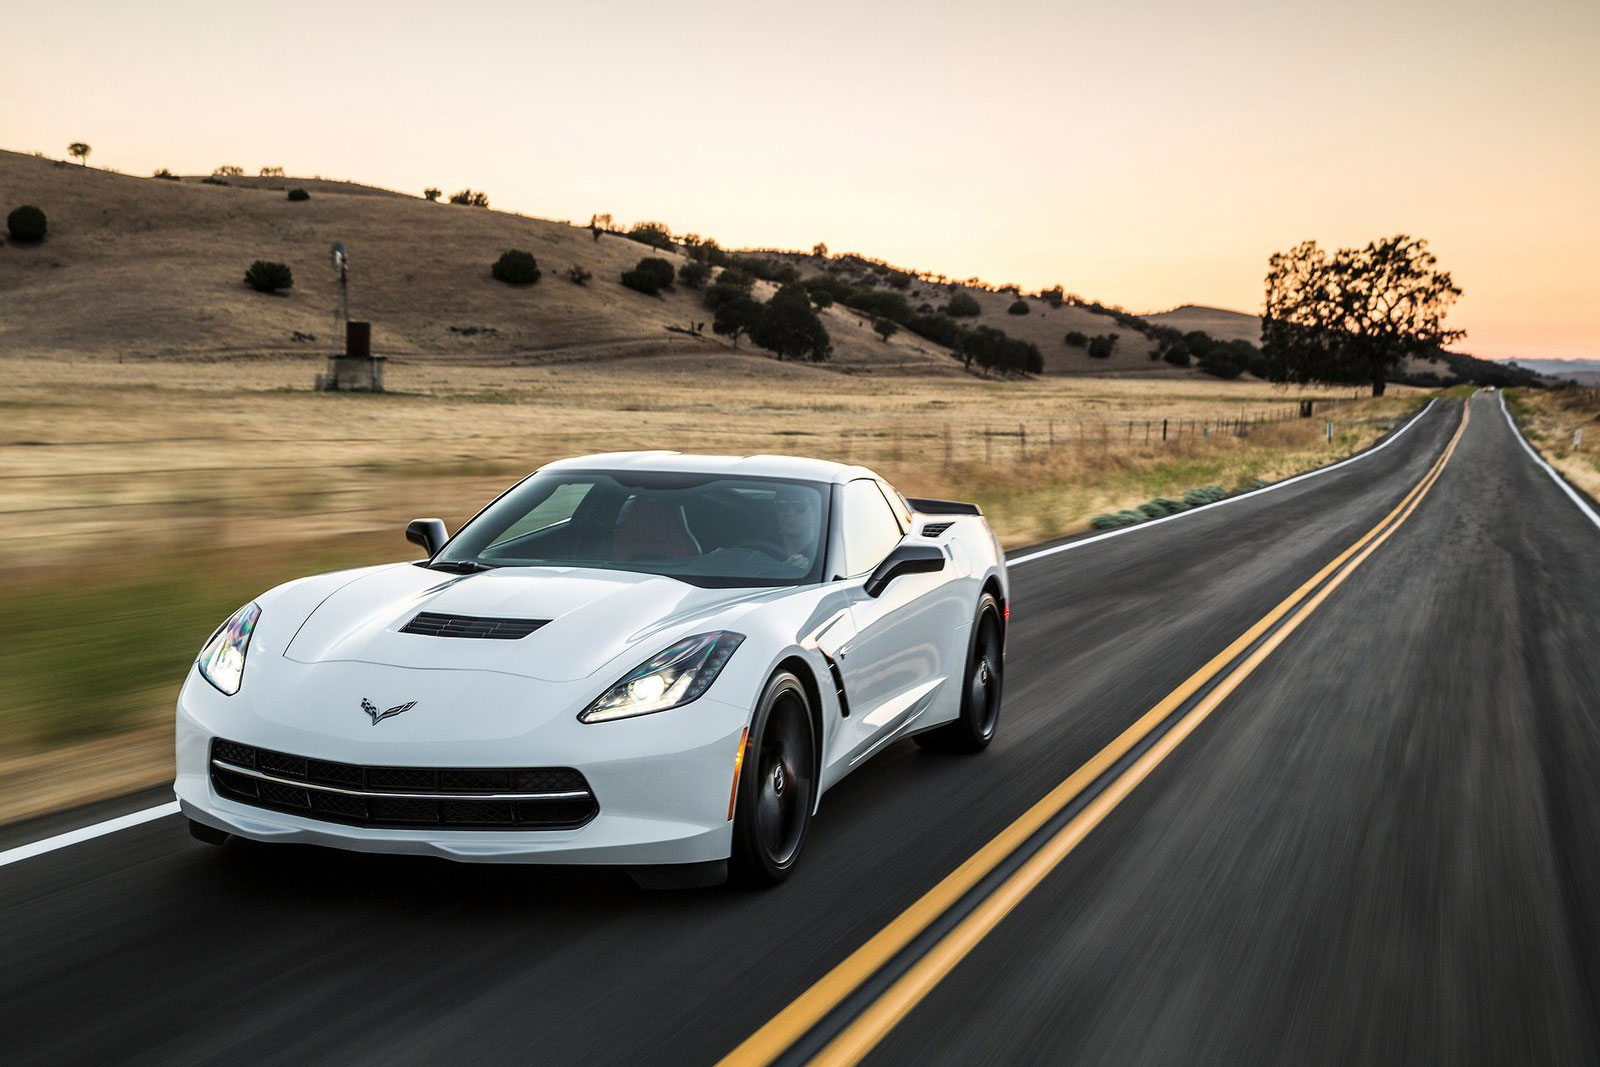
xmin=732 ymin=538 xmax=792 ymax=561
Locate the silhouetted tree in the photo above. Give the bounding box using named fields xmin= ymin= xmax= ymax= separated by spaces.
xmin=1263 ymin=235 xmax=1462 ymax=396
xmin=873 ymin=318 xmax=899 ymax=342
xmin=589 ymin=213 xmax=612 ymax=241
xmin=68 ymin=142 xmax=91 ymax=166
xmin=812 ymin=242 xmax=829 ymax=258
xmin=213 ymin=164 xmax=244 ymax=177
xmin=423 ymin=187 xmax=442 ymax=202
xmin=450 ymin=189 xmax=490 ymax=207
xmin=749 ymin=283 xmax=833 ymax=362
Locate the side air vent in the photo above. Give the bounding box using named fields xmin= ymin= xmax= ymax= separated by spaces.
xmin=400 ymin=612 xmax=548 ymax=639
xmin=921 ymin=521 xmax=955 ymax=537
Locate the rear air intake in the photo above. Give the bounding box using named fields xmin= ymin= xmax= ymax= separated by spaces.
xmin=400 ymin=612 xmax=547 ymax=639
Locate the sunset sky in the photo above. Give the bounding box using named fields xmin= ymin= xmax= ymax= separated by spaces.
xmin=6 ymin=0 xmax=1595 ymax=361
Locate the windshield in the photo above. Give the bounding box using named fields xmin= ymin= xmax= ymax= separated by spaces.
xmin=435 ymin=471 xmax=831 ymax=587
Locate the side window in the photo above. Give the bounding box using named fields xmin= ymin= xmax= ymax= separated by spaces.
xmin=841 ymin=479 xmax=904 ymax=576
xmin=877 ymin=480 xmax=912 ymax=531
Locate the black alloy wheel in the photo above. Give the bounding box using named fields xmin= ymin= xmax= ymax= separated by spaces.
xmin=916 ymin=591 xmax=1004 ymax=753
xmin=730 ymin=671 xmax=816 ymax=886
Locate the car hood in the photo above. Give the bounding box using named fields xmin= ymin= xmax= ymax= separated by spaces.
xmin=282 ymin=563 xmax=770 ymax=682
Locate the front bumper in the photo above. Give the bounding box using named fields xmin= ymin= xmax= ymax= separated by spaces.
xmin=174 ymin=663 xmax=749 ymax=866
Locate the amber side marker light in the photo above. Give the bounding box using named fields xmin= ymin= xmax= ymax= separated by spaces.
xmin=727 ymin=727 xmax=749 ymax=821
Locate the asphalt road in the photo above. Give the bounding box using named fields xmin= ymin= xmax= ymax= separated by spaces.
xmin=4 ymin=391 xmax=1597 ymax=1066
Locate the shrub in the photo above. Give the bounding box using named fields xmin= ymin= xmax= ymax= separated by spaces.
xmin=286 ymin=188 xmax=310 ymax=202
xmin=200 ymin=176 xmax=228 ymax=185
xmin=810 ymin=289 xmax=834 ymax=309
xmin=945 ymin=291 xmax=982 ymax=318
xmin=1182 ymin=486 xmax=1227 ymax=507
xmin=1007 ymin=298 xmax=1030 ymax=316
xmin=1064 ymin=330 xmax=1088 ymax=347
xmin=7 ymin=205 xmax=47 ymax=242
xmin=873 ymin=318 xmax=899 ymax=342
xmin=450 ymin=189 xmax=490 ymax=207
xmin=423 ymin=187 xmax=441 ymax=202
xmin=1090 ymin=511 xmax=1144 ymax=530
xmin=564 ymin=265 xmax=592 ymax=285
xmin=677 ymin=260 xmax=711 ymax=289
xmin=243 ymin=260 xmax=293 ymax=293
xmin=491 ymin=249 xmax=541 ymax=285
xmin=1087 ymin=335 xmax=1117 ymax=359
xmin=1039 ymin=286 xmax=1065 ymax=308
xmin=844 ymin=287 xmax=912 ymax=324
xmin=621 ymin=256 xmax=675 ymax=294
xmin=151 ymin=168 xmax=179 ymax=181
xmin=1233 ymin=477 xmax=1269 ymax=494
xmin=907 ymin=313 xmax=965 ymax=349
xmin=628 ymin=221 xmax=674 ymax=250
xmin=1149 ymin=497 xmax=1188 ymax=516
xmin=704 ymin=267 xmax=755 ymax=311
xmin=1137 ymin=501 xmax=1167 ymax=520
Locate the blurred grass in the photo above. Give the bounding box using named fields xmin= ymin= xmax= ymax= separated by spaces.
xmin=0 ymin=534 xmax=396 ymax=749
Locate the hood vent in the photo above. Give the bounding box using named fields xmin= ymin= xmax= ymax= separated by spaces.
xmin=920 ymin=521 xmax=955 ymax=537
xmin=400 ymin=612 xmax=548 ymax=640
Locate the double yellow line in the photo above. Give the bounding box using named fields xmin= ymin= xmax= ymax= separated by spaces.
xmin=719 ymin=402 xmax=1470 ymax=1067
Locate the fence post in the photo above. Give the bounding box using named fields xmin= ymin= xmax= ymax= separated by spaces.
xmin=1162 ymin=418 xmax=1168 ymax=441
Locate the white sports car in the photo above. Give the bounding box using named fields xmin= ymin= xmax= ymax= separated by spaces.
xmin=175 ymin=452 xmax=1008 ymax=886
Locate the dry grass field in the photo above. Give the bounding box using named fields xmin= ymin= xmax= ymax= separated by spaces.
xmin=1507 ymin=388 xmax=1600 ymax=503
xmin=0 ymin=147 xmax=1427 ymax=821
xmin=0 ymin=350 xmax=1418 ymax=822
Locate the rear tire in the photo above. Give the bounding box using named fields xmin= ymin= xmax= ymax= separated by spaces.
xmin=916 ymin=592 xmax=1004 ymax=754
xmin=729 ymin=671 xmax=816 ymax=887
xmin=187 ymin=818 xmax=230 ymax=846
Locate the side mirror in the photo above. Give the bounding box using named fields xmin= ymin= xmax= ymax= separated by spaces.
xmin=864 ymin=544 xmax=945 ymax=598
xmin=406 ymin=518 xmax=448 ymax=557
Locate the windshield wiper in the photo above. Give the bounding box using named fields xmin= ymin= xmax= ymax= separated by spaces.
xmin=426 ymin=560 xmax=498 ymax=573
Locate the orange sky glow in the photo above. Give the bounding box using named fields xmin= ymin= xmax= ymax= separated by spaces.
xmin=5 ymin=0 xmax=1595 ymax=361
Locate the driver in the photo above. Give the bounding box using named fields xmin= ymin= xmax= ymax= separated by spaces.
xmin=774 ymin=487 xmax=820 ymax=570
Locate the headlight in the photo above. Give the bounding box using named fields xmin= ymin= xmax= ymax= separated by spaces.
xmin=579 ymin=631 xmax=744 ymax=723
xmin=197 ymin=603 xmax=260 ymax=696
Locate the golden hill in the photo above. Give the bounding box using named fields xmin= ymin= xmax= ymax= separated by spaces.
xmin=0 ymin=150 xmax=1199 ymax=379
xmin=1144 ymin=305 xmax=1262 ymax=345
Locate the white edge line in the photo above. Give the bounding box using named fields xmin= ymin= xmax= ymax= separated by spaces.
xmin=1498 ymin=392 xmax=1600 ymax=531
xmin=0 ymin=396 xmax=1446 ymax=870
xmin=0 ymin=801 xmax=180 ymax=869
xmin=1008 ymin=397 xmax=1440 ymax=565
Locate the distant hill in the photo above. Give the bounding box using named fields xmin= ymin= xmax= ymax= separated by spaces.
xmin=1144 ymin=305 xmax=1261 ymax=345
xmin=1507 ymin=359 xmax=1600 ymax=386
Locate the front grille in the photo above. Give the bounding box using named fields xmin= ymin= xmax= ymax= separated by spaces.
xmin=400 ymin=612 xmax=548 ymax=639
xmin=209 ymin=739 xmax=597 ymax=830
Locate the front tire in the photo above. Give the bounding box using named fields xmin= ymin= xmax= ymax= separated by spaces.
xmin=916 ymin=592 xmax=1004 ymax=753
xmin=730 ymin=671 xmax=816 ymax=886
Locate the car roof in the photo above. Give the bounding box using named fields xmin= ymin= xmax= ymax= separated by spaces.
xmin=537 ymin=451 xmax=880 ymax=485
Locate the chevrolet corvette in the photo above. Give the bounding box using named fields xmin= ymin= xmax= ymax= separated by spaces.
xmin=175 ymin=452 xmax=1008 ymax=886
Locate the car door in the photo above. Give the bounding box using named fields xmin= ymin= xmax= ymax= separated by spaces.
xmin=830 ymin=479 xmax=955 ymax=769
